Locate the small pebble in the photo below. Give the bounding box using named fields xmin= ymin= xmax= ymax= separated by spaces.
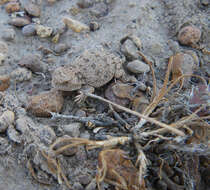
xmin=73 ymin=182 xmax=84 ymax=190
xmin=69 ymin=6 xmax=80 ymax=16
xmin=78 ymin=174 xmax=91 ymax=186
xmin=22 ymin=24 xmax=36 ymax=36
xmin=121 ymin=39 xmax=139 ymax=61
xmin=126 ymin=60 xmax=150 ymax=74
xmin=53 ymin=22 xmax=66 ymax=35
xmin=105 ymin=82 xmax=129 ymax=111
xmin=171 ymin=52 xmax=195 ymax=85
xmin=53 ymin=43 xmax=69 ymax=54
xmin=0 ymin=110 xmax=15 ymax=133
xmin=89 ymin=21 xmax=100 ymax=31
xmin=1 ymin=28 xmax=15 ymax=41
xmin=18 ymin=54 xmax=45 ymax=73
xmin=184 ymin=50 xmax=199 ymax=66
xmin=38 ymin=126 xmax=56 ymax=145
xmin=15 ymin=118 xmax=29 ymax=134
xmin=0 ymin=75 xmax=10 ymax=91
xmin=75 ymin=109 xmax=86 ymax=117
xmin=51 ymin=33 xmax=60 ymax=43
xmin=63 ymin=17 xmax=89 ymax=33
xmin=10 ymin=67 xmax=32 ymax=82
xmin=178 ymin=25 xmax=201 ymax=46
xmin=36 ymin=25 xmax=53 ymax=38
xmin=112 ymin=82 xmax=134 ymax=100
xmin=5 ymin=2 xmax=20 ymax=13
xmin=24 ymin=3 xmax=41 ymax=17
xmin=27 ymin=90 xmax=64 ymax=117
xmin=77 ymin=0 xmax=94 ymax=8
xmin=9 ymin=17 xmax=31 ymax=27
xmin=61 ymin=123 xmax=82 ymax=137
xmin=89 ymin=2 xmax=108 ymax=18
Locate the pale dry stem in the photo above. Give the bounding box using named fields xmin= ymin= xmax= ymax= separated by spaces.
xmin=41 ymin=150 xmax=71 ymax=189
xmin=138 ymin=51 xmax=157 ymax=101
xmin=50 ymin=136 xmax=132 ymax=155
xmin=80 ymin=91 xmax=185 ymax=136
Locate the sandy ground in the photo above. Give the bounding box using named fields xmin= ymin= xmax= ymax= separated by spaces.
xmin=0 ymin=0 xmax=209 ymax=189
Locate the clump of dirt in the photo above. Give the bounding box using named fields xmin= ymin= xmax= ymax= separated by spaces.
xmin=0 ymin=0 xmax=209 ymax=190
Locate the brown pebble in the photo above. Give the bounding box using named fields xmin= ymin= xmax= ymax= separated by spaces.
xmin=171 ymin=52 xmax=195 ymax=85
xmin=24 ymin=3 xmax=41 ymax=17
xmin=63 ymin=17 xmax=89 ymax=33
xmin=27 ymin=90 xmax=64 ymax=117
xmin=105 ymin=82 xmax=129 ymax=112
xmin=9 ymin=17 xmax=31 ymax=27
xmin=178 ymin=25 xmax=201 ymax=46
xmin=0 ymin=75 xmax=10 ymax=91
xmin=5 ymin=2 xmax=20 ymax=13
xmin=112 ymin=82 xmax=134 ymax=100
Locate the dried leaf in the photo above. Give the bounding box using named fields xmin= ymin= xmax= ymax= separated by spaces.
xmin=96 ymin=149 xmax=145 ymax=190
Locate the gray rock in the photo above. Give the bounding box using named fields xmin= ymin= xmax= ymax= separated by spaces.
xmin=18 ymin=54 xmax=45 ymax=73
xmin=22 ymin=24 xmax=36 ymax=36
xmin=89 ymin=2 xmax=108 ymax=18
xmin=121 ymin=39 xmax=139 ymax=61
xmin=168 ymin=40 xmax=180 ymax=53
xmin=73 ymin=182 xmax=84 ymax=190
xmin=78 ymin=174 xmax=91 ymax=186
xmin=127 ymin=60 xmax=150 ymax=74
xmin=80 ymin=131 xmax=90 ymax=139
xmin=75 ymin=109 xmax=86 ymax=117
xmin=24 ymin=3 xmax=41 ymax=17
xmin=15 ymin=118 xmax=29 ymax=134
xmin=53 ymin=43 xmax=69 ymax=54
xmin=1 ymin=28 xmax=16 ymax=41
xmin=38 ymin=126 xmax=56 ymax=145
xmin=9 ymin=17 xmax=31 ymax=27
xmin=61 ymin=122 xmax=82 ymax=137
xmin=10 ymin=67 xmax=32 ymax=82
